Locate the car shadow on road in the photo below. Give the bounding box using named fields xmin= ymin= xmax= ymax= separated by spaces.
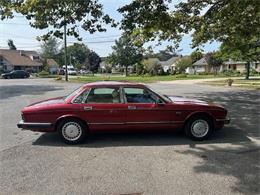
xmin=33 ymin=125 xmax=251 ymax=148
xmin=0 ymin=85 xmax=64 ymax=100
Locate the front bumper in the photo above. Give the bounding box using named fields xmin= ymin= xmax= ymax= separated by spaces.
xmin=17 ymin=120 xmax=53 ymax=130
xmin=216 ymin=118 xmax=230 ymax=124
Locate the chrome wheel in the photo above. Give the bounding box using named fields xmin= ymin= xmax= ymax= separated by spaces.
xmin=190 ymin=119 xmax=209 ymax=138
xmin=61 ymin=122 xmax=82 ymax=141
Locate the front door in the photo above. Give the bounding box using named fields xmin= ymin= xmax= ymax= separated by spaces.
xmin=123 ymin=87 xmax=172 ymax=130
xmin=80 ymin=87 xmax=127 ymax=131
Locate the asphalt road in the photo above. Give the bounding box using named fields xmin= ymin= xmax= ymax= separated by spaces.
xmin=0 ymin=78 xmax=259 ymax=195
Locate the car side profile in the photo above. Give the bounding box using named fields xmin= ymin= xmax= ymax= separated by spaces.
xmin=17 ymin=81 xmax=230 ymax=144
xmin=1 ymin=70 xmax=30 ymax=79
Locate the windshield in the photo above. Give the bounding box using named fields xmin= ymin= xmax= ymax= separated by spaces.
xmin=63 ymin=87 xmax=82 ymax=101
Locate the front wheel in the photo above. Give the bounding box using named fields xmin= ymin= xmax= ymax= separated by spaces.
xmin=185 ymin=116 xmax=213 ymax=141
xmin=58 ymin=119 xmax=87 ymax=144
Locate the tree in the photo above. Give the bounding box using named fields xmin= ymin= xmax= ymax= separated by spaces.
xmin=1 ymin=0 xmax=116 ymax=41
xmin=1 ymin=0 xmax=116 ymax=81
xmin=142 ymin=58 xmax=163 ymax=75
xmin=175 ymin=57 xmax=192 ymax=74
xmin=7 ymin=39 xmax=16 ymax=50
xmin=88 ymin=51 xmax=101 ymax=73
xmin=68 ymin=43 xmax=90 ymax=69
xmin=119 ymin=0 xmax=260 ymax=79
xmin=205 ymin=52 xmax=223 ymax=75
xmin=107 ymin=34 xmax=143 ymax=76
xmin=191 ymin=51 xmax=203 ymax=64
xmin=40 ymin=37 xmax=60 ymax=59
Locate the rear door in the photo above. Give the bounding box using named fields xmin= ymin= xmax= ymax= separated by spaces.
xmin=122 ymin=87 xmax=172 ymax=130
xmin=79 ymin=87 xmax=127 ymax=131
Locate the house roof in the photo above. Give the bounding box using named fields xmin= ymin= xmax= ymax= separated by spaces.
xmin=160 ymin=56 xmax=181 ymax=67
xmin=46 ymin=58 xmax=58 ymax=67
xmin=193 ymin=57 xmax=208 ymax=66
xmin=0 ymin=49 xmax=42 ymax=67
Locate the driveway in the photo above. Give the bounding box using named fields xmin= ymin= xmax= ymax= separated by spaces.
xmin=0 ymin=78 xmax=259 ymax=195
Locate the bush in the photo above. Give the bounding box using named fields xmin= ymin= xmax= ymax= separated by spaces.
xmin=175 ymin=73 xmax=187 ymax=78
xmin=38 ymin=70 xmax=49 ymax=76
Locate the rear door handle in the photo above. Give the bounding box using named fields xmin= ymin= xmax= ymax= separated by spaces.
xmin=84 ymin=106 xmax=92 ymax=111
xmin=128 ymin=105 xmax=136 ymax=110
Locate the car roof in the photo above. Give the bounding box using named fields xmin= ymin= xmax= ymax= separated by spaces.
xmin=82 ymin=81 xmax=146 ymax=88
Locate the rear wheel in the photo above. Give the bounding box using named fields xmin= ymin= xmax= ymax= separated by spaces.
xmin=57 ymin=118 xmax=87 ymax=144
xmin=185 ymin=115 xmax=213 ymax=140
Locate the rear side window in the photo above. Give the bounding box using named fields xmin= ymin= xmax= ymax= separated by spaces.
xmin=86 ymin=87 xmax=121 ymax=103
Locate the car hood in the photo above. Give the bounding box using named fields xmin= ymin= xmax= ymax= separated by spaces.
xmin=27 ymin=96 xmax=65 ymax=108
xmin=168 ymin=96 xmax=210 ymax=105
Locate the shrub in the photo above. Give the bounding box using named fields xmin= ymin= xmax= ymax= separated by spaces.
xmin=38 ymin=70 xmax=49 ymax=76
xmin=175 ymin=73 xmax=187 ymax=78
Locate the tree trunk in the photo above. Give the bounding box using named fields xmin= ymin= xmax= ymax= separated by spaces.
xmin=245 ymin=62 xmax=250 ymax=80
xmin=125 ymin=66 xmax=128 ymax=76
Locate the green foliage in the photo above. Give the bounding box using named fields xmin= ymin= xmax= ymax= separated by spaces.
xmin=88 ymin=51 xmax=101 ymax=73
xmin=7 ymin=39 xmax=16 ymax=50
xmin=176 ymin=57 xmax=192 ymax=73
xmin=40 ymin=37 xmax=60 ymax=59
xmin=119 ymin=0 xmax=260 ymax=76
xmin=205 ymin=52 xmax=223 ymax=74
xmin=175 ymin=73 xmax=187 ymax=78
xmin=107 ymin=34 xmax=143 ymax=76
xmin=1 ymin=0 xmax=116 ymax=41
xmin=38 ymin=70 xmax=49 ymax=76
xmin=142 ymin=58 xmax=163 ymax=76
xmin=63 ymin=43 xmax=90 ymax=68
xmin=144 ymin=49 xmax=178 ymax=61
xmin=190 ymin=51 xmax=203 ymax=64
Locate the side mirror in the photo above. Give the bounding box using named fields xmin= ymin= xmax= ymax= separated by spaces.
xmin=156 ymin=98 xmax=165 ymax=105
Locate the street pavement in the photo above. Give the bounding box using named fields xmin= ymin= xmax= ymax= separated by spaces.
xmin=0 ymin=78 xmax=259 ymax=195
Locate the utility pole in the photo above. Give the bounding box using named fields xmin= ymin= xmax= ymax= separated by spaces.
xmin=64 ymin=23 xmax=68 ymax=81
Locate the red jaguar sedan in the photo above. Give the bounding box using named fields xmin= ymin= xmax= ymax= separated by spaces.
xmin=17 ymin=81 xmax=230 ymax=144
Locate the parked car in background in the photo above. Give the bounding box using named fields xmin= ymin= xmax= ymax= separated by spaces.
xmin=58 ymin=68 xmax=65 ymax=75
xmin=17 ymin=81 xmax=230 ymax=144
xmin=67 ymin=67 xmax=77 ymax=75
xmin=80 ymin=69 xmax=93 ymax=75
xmin=1 ymin=70 xmax=30 ymax=79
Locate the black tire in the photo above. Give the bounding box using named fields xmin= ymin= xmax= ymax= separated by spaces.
xmin=57 ymin=118 xmax=88 ymax=144
xmin=7 ymin=76 xmax=11 ymax=79
xmin=185 ymin=115 xmax=213 ymax=141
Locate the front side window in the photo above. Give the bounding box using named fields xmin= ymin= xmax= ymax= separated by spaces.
xmin=123 ymin=87 xmax=157 ymax=103
xmin=73 ymin=89 xmax=90 ymax=103
xmin=86 ymin=87 xmax=121 ymax=103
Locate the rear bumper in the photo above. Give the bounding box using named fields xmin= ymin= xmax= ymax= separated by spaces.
xmin=17 ymin=120 xmax=53 ymax=130
xmin=216 ymin=118 xmax=230 ymax=124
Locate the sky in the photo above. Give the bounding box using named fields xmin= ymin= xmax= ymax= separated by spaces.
xmin=0 ymin=0 xmax=220 ymax=57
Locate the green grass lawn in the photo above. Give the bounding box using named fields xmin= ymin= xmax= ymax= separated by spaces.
xmin=69 ymin=74 xmax=236 ymax=83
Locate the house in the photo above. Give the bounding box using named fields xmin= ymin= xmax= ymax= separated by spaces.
xmin=160 ymin=56 xmax=181 ymax=72
xmin=0 ymin=49 xmax=43 ymax=73
xmin=186 ymin=57 xmax=210 ymax=74
xmin=220 ymin=60 xmax=260 ymax=72
xmin=46 ymin=58 xmax=59 ymax=74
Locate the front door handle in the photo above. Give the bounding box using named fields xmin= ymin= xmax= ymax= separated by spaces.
xmin=84 ymin=106 xmax=92 ymax=111
xmin=128 ymin=105 xmax=136 ymax=110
